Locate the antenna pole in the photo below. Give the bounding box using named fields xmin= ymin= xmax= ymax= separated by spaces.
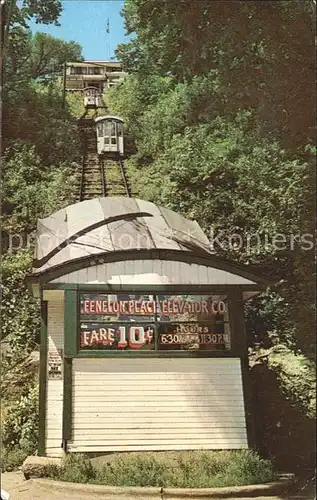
xmin=106 ymin=17 xmax=110 ymax=59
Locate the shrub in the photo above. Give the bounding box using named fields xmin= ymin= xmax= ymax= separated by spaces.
xmin=268 ymin=345 xmax=316 ymax=419
xmin=0 ymin=446 xmax=28 ymax=472
xmin=45 ymin=454 xmax=96 ymax=484
xmin=167 ymin=450 xmax=275 ymax=488
xmin=44 ymin=450 xmax=276 ymax=488
xmin=2 ymin=383 xmax=39 ymax=456
xmin=95 ymin=454 xmax=171 ymax=487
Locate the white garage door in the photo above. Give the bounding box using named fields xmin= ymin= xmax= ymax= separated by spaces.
xmin=68 ymin=357 xmax=248 ymax=452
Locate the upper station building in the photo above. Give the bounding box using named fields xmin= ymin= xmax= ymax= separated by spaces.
xmin=65 ymin=61 xmax=127 ymax=92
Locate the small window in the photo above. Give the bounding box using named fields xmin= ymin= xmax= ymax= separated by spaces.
xmin=111 ymin=138 xmax=117 ymax=145
xmin=104 ymin=122 xmax=112 ymax=136
xmin=97 ymin=124 xmax=103 ymax=137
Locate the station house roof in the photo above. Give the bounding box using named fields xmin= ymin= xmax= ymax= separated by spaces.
xmin=30 ymin=197 xmax=273 ymax=292
xmin=32 ymin=197 xmax=214 ymax=276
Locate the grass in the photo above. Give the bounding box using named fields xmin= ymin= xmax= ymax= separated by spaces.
xmin=1 ymin=446 xmax=28 ymax=472
xmin=44 ymin=450 xmax=277 ymax=488
xmin=65 ymin=92 xmax=85 ymax=118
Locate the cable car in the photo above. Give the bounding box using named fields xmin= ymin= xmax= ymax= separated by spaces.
xmin=83 ymin=86 xmax=101 ymax=109
xmin=94 ymin=115 xmax=124 ymax=156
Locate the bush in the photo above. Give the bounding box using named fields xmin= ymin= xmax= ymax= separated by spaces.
xmin=45 ymin=454 xmax=96 ymax=483
xmin=44 ymin=450 xmax=277 ymax=488
xmin=268 ymin=345 xmax=316 ymax=419
xmin=0 ymin=447 xmax=28 ymax=472
xmin=66 ymin=92 xmax=85 ymax=118
xmin=2 ymin=383 xmax=39 ymax=456
xmin=165 ymin=450 xmax=275 ymax=488
xmin=0 ymin=250 xmax=40 ymax=355
xmin=95 ymin=454 xmax=171 ymax=487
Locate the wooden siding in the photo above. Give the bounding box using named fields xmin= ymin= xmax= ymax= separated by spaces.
xmin=45 ymin=292 xmax=64 ymax=457
xmin=49 ymin=260 xmax=256 ymax=285
xmin=68 ymin=358 xmax=248 ymax=453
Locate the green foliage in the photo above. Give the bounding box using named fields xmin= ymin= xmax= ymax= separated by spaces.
xmin=1 ymin=2 xmax=82 ymax=464
xmin=1 ymin=125 xmax=77 ymax=461
xmin=0 ymin=447 xmax=29 ymax=472
xmin=268 ymin=346 xmax=316 ymax=419
xmin=29 ymin=32 xmax=83 ymax=80
xmin=95 ymin=454 xmax=169 ymax=487
xmin=10 ymin=0 xmax=63 ymax=27
xmin=117 ymin=0 xmax=315 ymax=148
xmin=5 ymin=31 xmax=83 ymax=90
xmin=109 ymin=1 xmax=316 ymax=444
xmin=125 ymin=114 xmax=309 ymax=249
xmin=3 ymin=83 xmax=81 ymax=165
xmin=3 ymin=1 xmax=65 ymax=92
xmin=172 ymin=450 xmax=275 ymax=488
xmin=126 ymin=115 xmax=313 ymax=355
xmin=2 ymin=143 xmax=77 ymax=232
xmin=2 ymin=383 xmax=39 ymax=455
xmin=245 ymin=289 xmax=296 ymax=349
xmin=66 ymin=91 xmax=86 ymax=118
xmin=0 ymin=250 xmax=39 ymax=349
xmin=47 ymin=454 xmax=96 ymax=483
xmin=45 ymin=450 xmax=276 ymax=488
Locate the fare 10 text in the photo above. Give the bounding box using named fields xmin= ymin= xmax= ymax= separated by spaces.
xmin=80 ymin=325 xmax=154 ymax=349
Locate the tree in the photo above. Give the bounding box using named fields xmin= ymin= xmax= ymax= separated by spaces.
xmin=0 ymin=0 xmax=85 ymax=470
xmin=117 ymin=0 xmax=315 ymax=148
xmin=30 ymin=33 xmax=82 ymax=79
xmin=2 ymin=0 xmax=62 ymax=49
xmin=109 ymin=1 xmax=316 ymax=357
xmin=5 ymin=32 xmax=82 ymax=86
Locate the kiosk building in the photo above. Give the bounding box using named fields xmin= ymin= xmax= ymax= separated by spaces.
xmin=29 ymin=197 xmax=269 ymax=457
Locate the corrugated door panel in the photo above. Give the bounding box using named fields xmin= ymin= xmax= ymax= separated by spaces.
xmin=68 ymin=358 xmax=248 ymax=452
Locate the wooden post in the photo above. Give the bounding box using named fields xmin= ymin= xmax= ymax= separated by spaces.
xmin=62 ymin=289 xmax=78 ymax=450
xmin=229 ymin=289 xmax=257 ymax=449
xmin=38 ymin=300 xmax=48 ymax=456
xmin=62 ymin=358 xmax=72 ymax=451
xmin=62 ymin=61 xmax=67 ymax=109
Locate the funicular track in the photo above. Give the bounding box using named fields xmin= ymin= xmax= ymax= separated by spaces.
xmin=77 ymin=118 xmax=132 ymax=202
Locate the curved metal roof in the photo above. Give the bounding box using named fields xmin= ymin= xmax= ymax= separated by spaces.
xmin=83 ymin=86 xmax=101 ymax=91
xmin=32 ymin=197 xmax=211 ymax=276
xmin=94 ymin=115 xmax=124 ymax=123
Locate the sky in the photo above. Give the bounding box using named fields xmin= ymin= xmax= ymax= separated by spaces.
xmin=29 ymin=0 xmax=133 ymax=61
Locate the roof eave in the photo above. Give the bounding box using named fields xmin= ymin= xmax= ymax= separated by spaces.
xmin=28 ymin=248 xmax=274 ymax=288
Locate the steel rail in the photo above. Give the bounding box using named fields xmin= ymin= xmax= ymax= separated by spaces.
xmin=79 ymin=129 xmax=86 ymax=202
xmin=118 ymin=154 xmax=131 ymax=198
xmin=99 ymin=156 xmax=107 ymax=197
